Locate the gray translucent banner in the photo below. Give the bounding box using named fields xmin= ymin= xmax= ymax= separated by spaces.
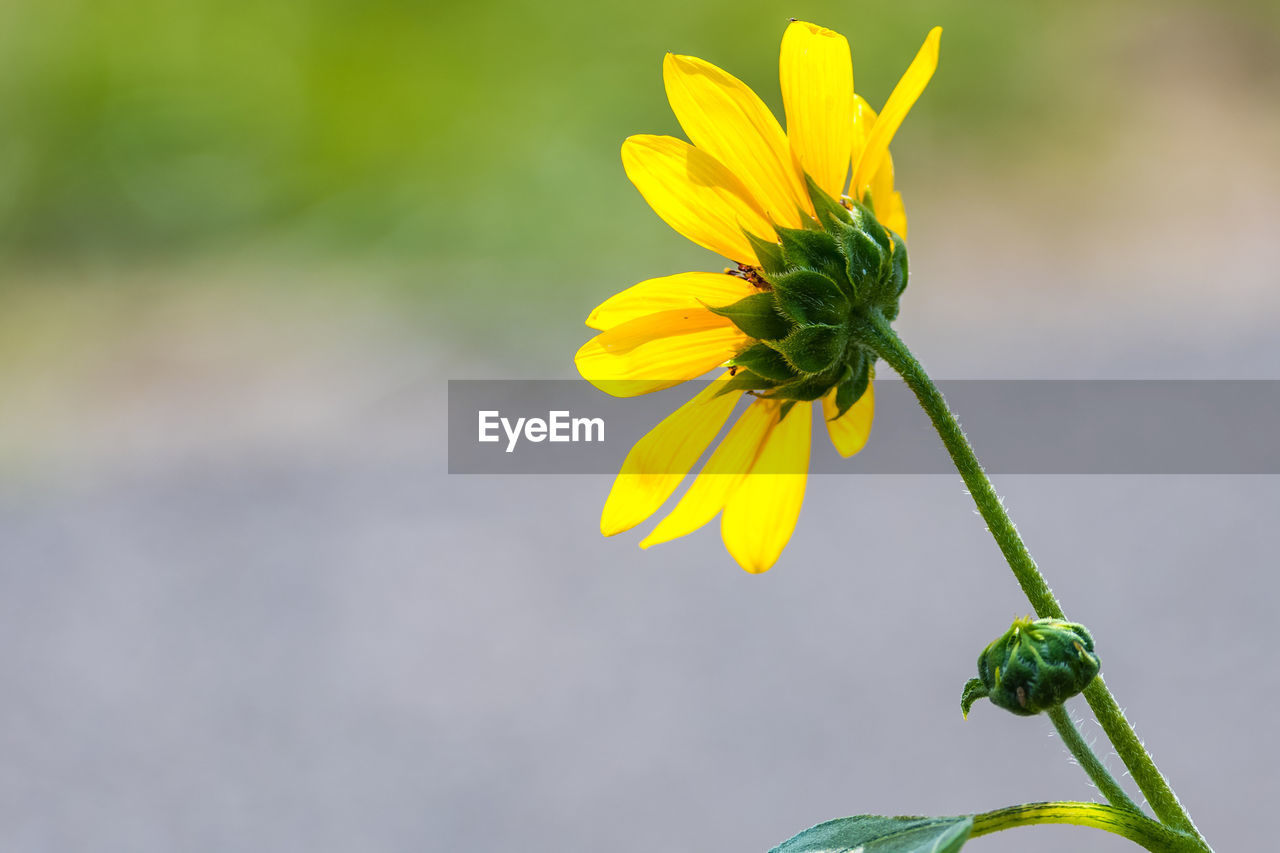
xmin=448 ymin=379 xmax=1280 ymax=474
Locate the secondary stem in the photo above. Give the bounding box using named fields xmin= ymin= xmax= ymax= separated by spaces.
xmin=861 ymin=310 xmax=1207 ymax=848
xmin=971 ymin=802 xmax=1199 ymax=853
xmin=1046 ymin=704 xmax=1142 ymax=813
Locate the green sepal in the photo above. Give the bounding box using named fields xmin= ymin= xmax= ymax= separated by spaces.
xmin=803 ymin=172 xmax=855 ymax=234
xmin=769 ymin=269 xmax=850 ymax=327
xmin=731 ymin=342 xmax=798 ymax=382
xmin=744 ymin=230 xmax=787 ymax=275
xmin=832 ymin=356 xmax=870 ymax=419
xmin=848 ymin=199 xmax=892 ymax=255
xmin=771 ymin=323 xmax=847 ymax=375
xmin=764 ymin=369 xmax=845 ymax=402
xmin=775 ymin=226 xmax=852 ymax=292
xmin=772 ymin=815 xmax=973 ymax=853
xmin=705 ymin=292 xmax=792 ymax=341
xmin=889 ymin=233 xmax=909 ymax=297
xmin=778 ymin=400 xmax=797 ymax=420
xmin=834 ymin=219 xmax=887 ymax=290
xmin=961 ymin=678 xmax=989 ymax=719
xmin=713 ymin=368 xmax=777 ymax=398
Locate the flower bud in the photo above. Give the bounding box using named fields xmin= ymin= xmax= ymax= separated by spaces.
xmin=964 ymin=617 xmax=1100 ymax=717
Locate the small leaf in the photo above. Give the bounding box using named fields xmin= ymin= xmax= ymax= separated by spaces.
xmin=705 ymin=292 xmax=791 ymax=341
xmin=772 ymin=324 xmax=846 ymax=375
xmin=772 ymin=815 xmax=973 ymax=853
xmin=731 ymin=342 xmax=797 ymax=381
xmin=769 ymin=269 xmax=850 ymax=326
xmin=961 ymin=678 xmax=989 ymax=719
xmin=744 ymin=230 xmax=787 ymax=275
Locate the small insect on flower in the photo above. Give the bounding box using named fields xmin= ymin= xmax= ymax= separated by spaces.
xmin=576 ymin=21 xmax=941 ymax=572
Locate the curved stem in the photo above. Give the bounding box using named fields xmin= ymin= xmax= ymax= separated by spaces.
xmin=860 ymin=311 xmax=1208 ymax=848
xmin=1046 ymin=704 xmax=1142 ymax=814
xmin=971 ymin=802 xmax=1200 ymax=853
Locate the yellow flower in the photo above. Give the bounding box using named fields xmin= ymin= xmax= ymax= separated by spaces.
xmin=576 ymin=21 xmax=941 ymax=572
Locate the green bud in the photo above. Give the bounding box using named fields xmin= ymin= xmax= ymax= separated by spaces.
xmin=969 ymin=617 xmax=1100 ymax=717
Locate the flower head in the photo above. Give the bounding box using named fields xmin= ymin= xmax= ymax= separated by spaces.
xmin=576 ymin=21 xmax=941 ymax=572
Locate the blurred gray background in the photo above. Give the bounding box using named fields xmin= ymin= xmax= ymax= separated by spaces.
xmin=1 ymin=0 xmax=1278 ymax=850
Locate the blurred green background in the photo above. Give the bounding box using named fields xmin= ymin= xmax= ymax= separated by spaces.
xmin=1 ymin=0 xmax=1278 ymax=465
xmin=4 ymin=0 xmax=1278 ymax=269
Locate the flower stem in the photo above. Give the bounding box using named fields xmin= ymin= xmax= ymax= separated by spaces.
xmin=970 ymin=801 xmax=1200 ymax=853
xmin=1046 ymin=704 xmax=1142 ymax=813
xmin=860 ymin=310 xmax=1208 ymax=848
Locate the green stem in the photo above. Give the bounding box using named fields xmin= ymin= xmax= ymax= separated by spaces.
xmin=1046 ymin=704 xmax=1142 ymax=814
xmin=860 ymin=311 xmax=1208 ymax=848
xmin=971 ymin=802 xmax=1200 ymax=853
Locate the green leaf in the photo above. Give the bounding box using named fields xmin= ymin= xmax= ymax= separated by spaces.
xmin=769 ymin=269 xmax=849 ymax=326
xmin=705 ymin=292 xmax=791 ymax=341
xmin=744 ymin=230 xmax=787 ymax=275
xmin=772 ymin=815 xmax=973 ymax=853
xmin=731 ymin=342 xmax=797 ymax=381
xmin=771 ymin=324 xmax=846 ymax=374
xmin=774 ymin=227 xmax=851 ymax=292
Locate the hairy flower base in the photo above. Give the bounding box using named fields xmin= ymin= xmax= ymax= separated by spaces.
xmin=577 ymin=21 xmax=941 ymax=572
xmin=711 ymin=176 xmax=910 ymax=417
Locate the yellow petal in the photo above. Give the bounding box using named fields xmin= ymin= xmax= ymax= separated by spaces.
xmin=780 ymin=21 xmax=854 ymax=201
xmin=849 ymin=93 xmax=877 ymax=169
xmin=822 ymin=376 xmax=875 ymax=458
xmin=586 ymin=272 xmax=758 ymax=331
xmin=721 ymin=401 xmax=812 ymax=573
xmin=880 ymin=189 xmax=908 ymax=242
xmin=600 ymin=373 xmax=743 ymax=536
xmin=663 ymin=53 xmax=809 ymax=228
xmin=852 ymin=27 xmax=941 ymax=195
xmin=869 ymin=150 xmax=895 ymax=221
xmin=848 ymin=97 xmax=909 ymax=240
xmin=639 ymin=397 xmax=776 ymax=548
xmin=622 ymin=135 xmax=776 ymax=265
xmin=575 ymin=309 xmax=747 ymax=397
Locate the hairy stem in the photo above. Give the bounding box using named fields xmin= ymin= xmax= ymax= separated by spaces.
xmin=860 ymin=311 xmax=1207 ymax=847
xmin=1046 ymin=704 xmax=1142 ymax=813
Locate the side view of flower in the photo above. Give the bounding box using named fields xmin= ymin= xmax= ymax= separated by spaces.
xmin=576 ymin=21 xmax=941 ymax=572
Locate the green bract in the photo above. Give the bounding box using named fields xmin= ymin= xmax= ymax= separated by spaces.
xmin=964 ymin=617 xmax=1101 ymax=717
xmin=709 ymin=176 xmax=908 ymax=418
